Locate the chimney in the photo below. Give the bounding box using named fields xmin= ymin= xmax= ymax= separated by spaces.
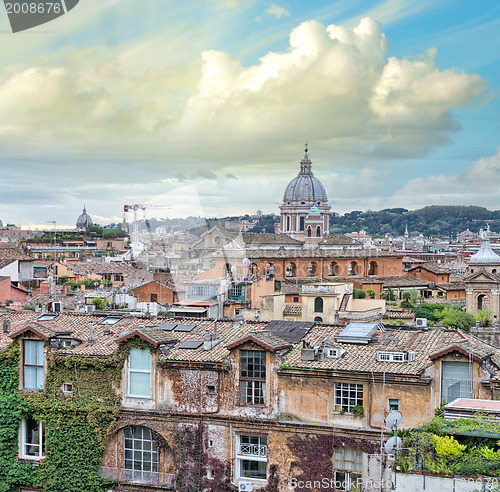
xmin=3 ymin=319 xmax=10 ymax=334
xmin=204 ymin=323 xmax=220 ymax=351
xmin=103 ymin=324 xmax=111 ymax=336
xmin=88 ymin=323 xmax=96 ymax=345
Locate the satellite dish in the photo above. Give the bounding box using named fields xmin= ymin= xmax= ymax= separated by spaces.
xmin=385 ymin=436 xmax=402 ymax=455
xmin=242 ymin=258 xmax=250 ymax=267
xmin=47 ymin=276 xmax=53 ymax=282
xmin=385 ymin=410 xmax=403 ymax=430
xmin=231 ymin=265 xmax=237 ymax=275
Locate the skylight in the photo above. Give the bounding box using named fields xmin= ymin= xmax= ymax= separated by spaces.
xmin=37 ymin=313 xmax=59 ymax=321
xmin=99 ymin=316 xmax=122 ymax=326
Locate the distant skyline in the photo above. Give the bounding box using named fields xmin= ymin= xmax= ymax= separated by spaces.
xmin=0 ymin=0 xmax=499 ymax=228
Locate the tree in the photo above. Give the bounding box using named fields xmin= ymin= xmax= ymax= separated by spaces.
xmin=353 ymin=289 xmax=366 ymax=299
xmin=92 ymin=298 xmax=105 ymax=310
xmin=436 ymin=307 xmax=474 ymax=330
xmin=366 ymin=289 xmax=376 ymax=299
xmin=475 ymin=308 xmax=493 ymax=327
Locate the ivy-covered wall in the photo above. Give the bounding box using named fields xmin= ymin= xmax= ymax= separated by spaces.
xmin=0 ymin=338 xmax=132 ymax=492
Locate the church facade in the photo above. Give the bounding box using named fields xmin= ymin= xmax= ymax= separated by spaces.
xmin=464 ymin=227 xmax=500 ymax=320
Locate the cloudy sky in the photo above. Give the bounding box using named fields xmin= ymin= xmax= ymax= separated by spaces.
xmin=0 ymin=0 xmax=499 ymax=228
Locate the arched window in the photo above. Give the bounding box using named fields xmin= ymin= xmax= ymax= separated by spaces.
xmin=368 ymin=261 xmax=378 ymax=275
xmin=314 ymin=316 xmax=323 ymax=322
xmin=307 ymin=262 xmax=318 ymax=277
xmin=307 ymin=226 xmax=312 ymax=237
xmin=314 ymin=297 xmax=323 ymax=313
xmin=286 ymin=216 xmax=290 ymax=231
xmin=316 ymin=226 xmax=321 ymax=237
xmin=123 ymin=426 xmax=159 ymax=481
xmin=286 ymin=262 xmax=296 ymax=277
xmin=348 ymin=261 xmax=358 ymax=276
xmin=478 ymin=294 xmax=489 ymax=311
xmin=329 ymin=262 xmax=339 ymax=276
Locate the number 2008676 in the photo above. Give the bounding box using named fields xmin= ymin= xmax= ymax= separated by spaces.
xmin=5 ymin=2 xmax=62 ymax=14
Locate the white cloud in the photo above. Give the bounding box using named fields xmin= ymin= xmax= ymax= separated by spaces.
xmin=0 ymin=16 xmax=490 ymax=225
xmin=386 ymin=148 xmax=500 ymax=209
xmin=0 ymin=17 xmax=485 ymax=166
xmin=266 ymin=4 xmax=291 ymax=19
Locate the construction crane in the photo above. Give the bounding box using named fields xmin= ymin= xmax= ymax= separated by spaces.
xmin=123 ymin=204 xmax=171 ymax=258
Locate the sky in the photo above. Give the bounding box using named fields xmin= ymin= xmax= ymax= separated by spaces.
xmin=0 ymin=0 xmax=499 ymax=228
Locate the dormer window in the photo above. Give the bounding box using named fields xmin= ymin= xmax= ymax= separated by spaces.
xmin=240 ymin=350 xmax=266 ymax=405
xmin=23 ymin=340 xmax=44 ymax=390
xmin=376 ymin=351 xmax=415 ymax=363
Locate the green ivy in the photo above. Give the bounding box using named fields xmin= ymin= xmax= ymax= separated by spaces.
xmin=0 ymin=344 xmax=37 ymax=492
xmin=0 ymin=336 xmax=159 ymax=492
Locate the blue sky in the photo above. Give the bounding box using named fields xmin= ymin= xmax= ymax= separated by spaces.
xmin=0 ymin=0 xmax=498 ymax=227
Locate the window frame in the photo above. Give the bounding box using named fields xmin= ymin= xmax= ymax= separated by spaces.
xmin=23 ymin=339 xmax=44 ymax=390
xmin=334 ymin=383 xmax=363 ymax=413
xmin=240 ymin=350 xmax=266 ymax=406
xmin=19 ymin=418 xmax=45 ymax=460
xmin=123 ymin=426 xmax=159 ymax=482
xmin=235 ymin=434 xmax=268 ymax=482
xmin=314 ymin=297 xmax=324 ymax=313
xmin=388 ymin=398 xmax=399 ymax=411
xmin=441 ymin=360 xmax=472 ymax=405
xmin=333 ymin=447 xmax=363 ymax=492
xmin=127 ymin=348 xmax=152 ymax=398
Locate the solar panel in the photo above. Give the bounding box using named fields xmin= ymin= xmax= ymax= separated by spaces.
xmin=159 ymin=323 xmax=177 ymax=331
xmin=179 ymin=340 xmax=203 ymax=350
xmin=267 ymin=320 xmax=314 ymax=344
xmin=174 ymin=324 xmax=196 ymax=332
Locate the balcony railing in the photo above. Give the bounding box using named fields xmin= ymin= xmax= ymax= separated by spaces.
xmin=339 ymin=308 xmax=382 ymax=321
xmin=238 ymin=443 xmax=268 ymax=458
xmin=100 ymin=467 xmax=176 ymax=488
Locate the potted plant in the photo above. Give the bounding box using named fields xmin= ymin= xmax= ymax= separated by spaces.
xmin=351 ymin=405 xmax=365 ymax=418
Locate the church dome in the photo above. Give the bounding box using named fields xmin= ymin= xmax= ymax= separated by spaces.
xmin=283 ymin=148 xmax=328 ymax=204
xmin=76 ymin=206 xmax=93 ymax=230
xmin=469 ymin=227 xmax=500 ymax=263
xmin=308 ymin=206 xmax=320 ymax=215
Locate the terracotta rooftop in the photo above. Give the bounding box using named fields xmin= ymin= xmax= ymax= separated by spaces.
xmin=0 ymin=311 xmax=499 ymax=379
xmin=0 ymin=245 xmax=33 ymax=261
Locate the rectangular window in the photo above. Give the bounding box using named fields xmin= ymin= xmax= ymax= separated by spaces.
xmin=334 ymin=447 xmax=362 ymax=491
xmin=240 ymin=350 xmax=266 ymax=405
xmin=388 ymin=398 xmax=399 ymax=411
xmin=150 ymin=293 xmax=158 ymax=303
xmin=20 ymin=418 xmax=45 ymax=459
xmin=376 ymin=351 xmax=407 ymax=362
xmin=62 ymin=382 xmax=73 ymax=395
xmin=23 ymin=340 xmax=44 ymax=390
xmin=230 ymin=285 xmax=243 ymax=297
xmin=334 ymin=383 xmax=363 ymax=412
xmin=441 ymin=361 xmax=472 ymax=404
xmin=236 ymin=435 xmax=267 ymax=481
xmin=128 ymin=348 xmax=151 ymax=397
